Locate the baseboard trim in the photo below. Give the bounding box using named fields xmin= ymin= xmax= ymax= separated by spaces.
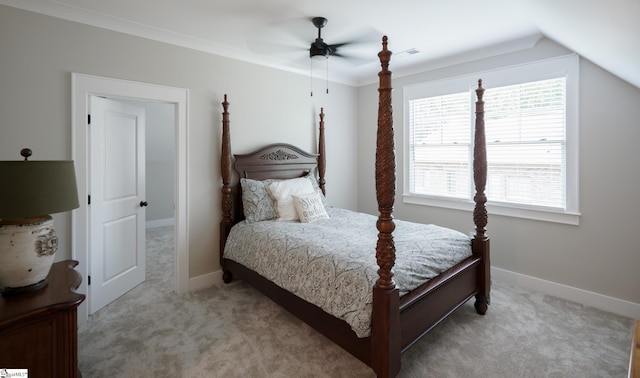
xmin=188 ymin=270 xmax=223 ymax=292
xmin=492 ymin=267 xmax=640 ymax=320
xmin=146 ymin=218 xmax=174 ymax=229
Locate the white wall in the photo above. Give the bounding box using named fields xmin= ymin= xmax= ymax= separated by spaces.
xmin=0 ymin=5 xmax=358 ymax=279
xmin=358 ymin=37 xmax=640 ymax=312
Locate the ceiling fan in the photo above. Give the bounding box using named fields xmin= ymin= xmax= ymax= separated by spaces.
xmin=309 ymin=17 xmax=343 ymax=60
xmin=305 ymin=16 xmax=377 ymax=95
xmin=246 ymin=16 xmax=378 ymax=66
xmin=247 ymin=16 xmax=378 ymax=94
xmin=309 ymin=17 xmax=382 ymax=64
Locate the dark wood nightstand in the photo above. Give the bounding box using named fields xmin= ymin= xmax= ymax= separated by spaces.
xmin=0 ymin=260 xmax=85 ymax=377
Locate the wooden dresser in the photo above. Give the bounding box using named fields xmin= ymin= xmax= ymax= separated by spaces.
xmin=0 ymin=260 xmax=85 ymax=377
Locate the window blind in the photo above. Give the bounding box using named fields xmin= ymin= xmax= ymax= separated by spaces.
xmin=408 ymin=92 xmax=470 ymax=198
xmin=485 ymin=78 xmax=566 ymax=208
xmin=408 ymin=77 xmax=567 ymax=209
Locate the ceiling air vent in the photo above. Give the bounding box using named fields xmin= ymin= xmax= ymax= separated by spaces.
xmin=396 ymin=48 xmax=420 ymax=58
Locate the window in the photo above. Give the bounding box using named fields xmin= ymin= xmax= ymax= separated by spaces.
xmin=404 ymin=54 xmax=579 ymax=224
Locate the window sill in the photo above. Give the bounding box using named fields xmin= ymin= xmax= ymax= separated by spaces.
xmin=402 ymin=194 xmax=580 ymax=225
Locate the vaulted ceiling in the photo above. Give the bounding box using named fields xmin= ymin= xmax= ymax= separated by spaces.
xmin=2 ymin=0 xmax=639 ymax=88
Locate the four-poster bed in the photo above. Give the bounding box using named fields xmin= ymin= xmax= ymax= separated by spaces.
xmin=219 ymin=36 xmax=490 ymax=378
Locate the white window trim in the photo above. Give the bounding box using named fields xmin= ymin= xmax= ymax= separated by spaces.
xmin=403 ymin=54 xmax=580 ymax=225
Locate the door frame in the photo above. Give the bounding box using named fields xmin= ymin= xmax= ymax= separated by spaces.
xmin=72 ymin=73 xmax=189 ymax=324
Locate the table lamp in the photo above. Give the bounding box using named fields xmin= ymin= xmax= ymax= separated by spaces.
xmin=0 ymin=148 xmax=79 ymax=296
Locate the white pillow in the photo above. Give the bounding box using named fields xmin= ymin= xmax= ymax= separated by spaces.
xmin=267 ymin=177 xmax=315 ymax=221
xmin=292 ymin=192 xmax=330 ymax=223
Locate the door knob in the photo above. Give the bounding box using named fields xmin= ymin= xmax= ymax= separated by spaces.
xmin=140 ymin=201 xmax=148 ymax=207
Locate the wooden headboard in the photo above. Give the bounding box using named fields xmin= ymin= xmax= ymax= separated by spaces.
xmin=219 ymin=97 xmax=326 ymax=264
xmin=234 ymin=143 xmax=319 ymax=181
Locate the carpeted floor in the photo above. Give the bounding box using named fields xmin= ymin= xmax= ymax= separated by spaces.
xmin=78 ymin=226 xmax=635 ymax=377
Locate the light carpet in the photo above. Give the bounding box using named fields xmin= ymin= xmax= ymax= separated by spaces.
xmin=78 ymin=226 xmax=634 ymax=377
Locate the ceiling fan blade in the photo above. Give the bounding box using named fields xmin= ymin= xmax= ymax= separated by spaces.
xmin=245 ymin=14 xmax=315 ymax=57
xmin=327 ymin=42 xmax=349 ymax=52
xmin=324 ymin=24 xmax=384 ymax=62
xmin=327 ymin=39 xmax=379 ymax=65
xmin=331 ymin=24 xmax=383 ymax=45
xmin=327 ymin=50 xmax=373 ymax=66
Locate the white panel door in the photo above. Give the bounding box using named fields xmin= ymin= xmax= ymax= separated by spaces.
xmin=89 ymin=96 xmax=146 ymax=314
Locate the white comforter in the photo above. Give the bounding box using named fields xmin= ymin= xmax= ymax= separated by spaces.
xmin=223 ymin=207 xmax=472 ymax=337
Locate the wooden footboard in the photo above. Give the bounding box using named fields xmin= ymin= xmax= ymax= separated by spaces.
xmin=399 ymin=257 xmax=481 ymax=351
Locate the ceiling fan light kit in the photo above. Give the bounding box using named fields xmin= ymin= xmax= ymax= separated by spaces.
xmin=310 ymin=47 xmax=329 ymax=60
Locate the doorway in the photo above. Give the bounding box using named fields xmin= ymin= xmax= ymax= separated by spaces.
xmin=72 ymin=73 xmax=189 ymax=325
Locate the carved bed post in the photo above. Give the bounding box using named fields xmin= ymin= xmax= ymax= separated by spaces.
xmin=472 ymin=80 xmax=491 ymax=314
xmin=371 ymin=36 xmax=401 ymax=378
xmin=318 ymin=108 xmax=326 ymax=196
xmin=220 ymin=94 xmax=233 ymax=280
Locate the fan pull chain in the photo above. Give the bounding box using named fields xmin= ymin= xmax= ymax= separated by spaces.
xmin=310 ymin=57 xmax=330 ymax=96
xmin=310 ymin=58 xmax=314 ymax=97
xmin=326 ymin=58 xmax=329 ymax=94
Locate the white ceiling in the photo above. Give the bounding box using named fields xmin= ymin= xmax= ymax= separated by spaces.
xmin=2 ymin=0 xmax=639 ymax=88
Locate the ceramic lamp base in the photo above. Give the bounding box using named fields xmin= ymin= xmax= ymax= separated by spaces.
xmin=0 ymin=215 xmax=58 ymax=295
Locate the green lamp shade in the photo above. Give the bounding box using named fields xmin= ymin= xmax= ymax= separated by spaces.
xmin=0 ymin=160 xmax=80 ymax=219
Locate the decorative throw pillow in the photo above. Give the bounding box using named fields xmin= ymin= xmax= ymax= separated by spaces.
xmin=292 ymin=192 xmax=330 ymax=223
xmin=240 ymin=178 xmax=279 ymax=223
xmin=266 ymin=177 xmax=314 ymax=221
